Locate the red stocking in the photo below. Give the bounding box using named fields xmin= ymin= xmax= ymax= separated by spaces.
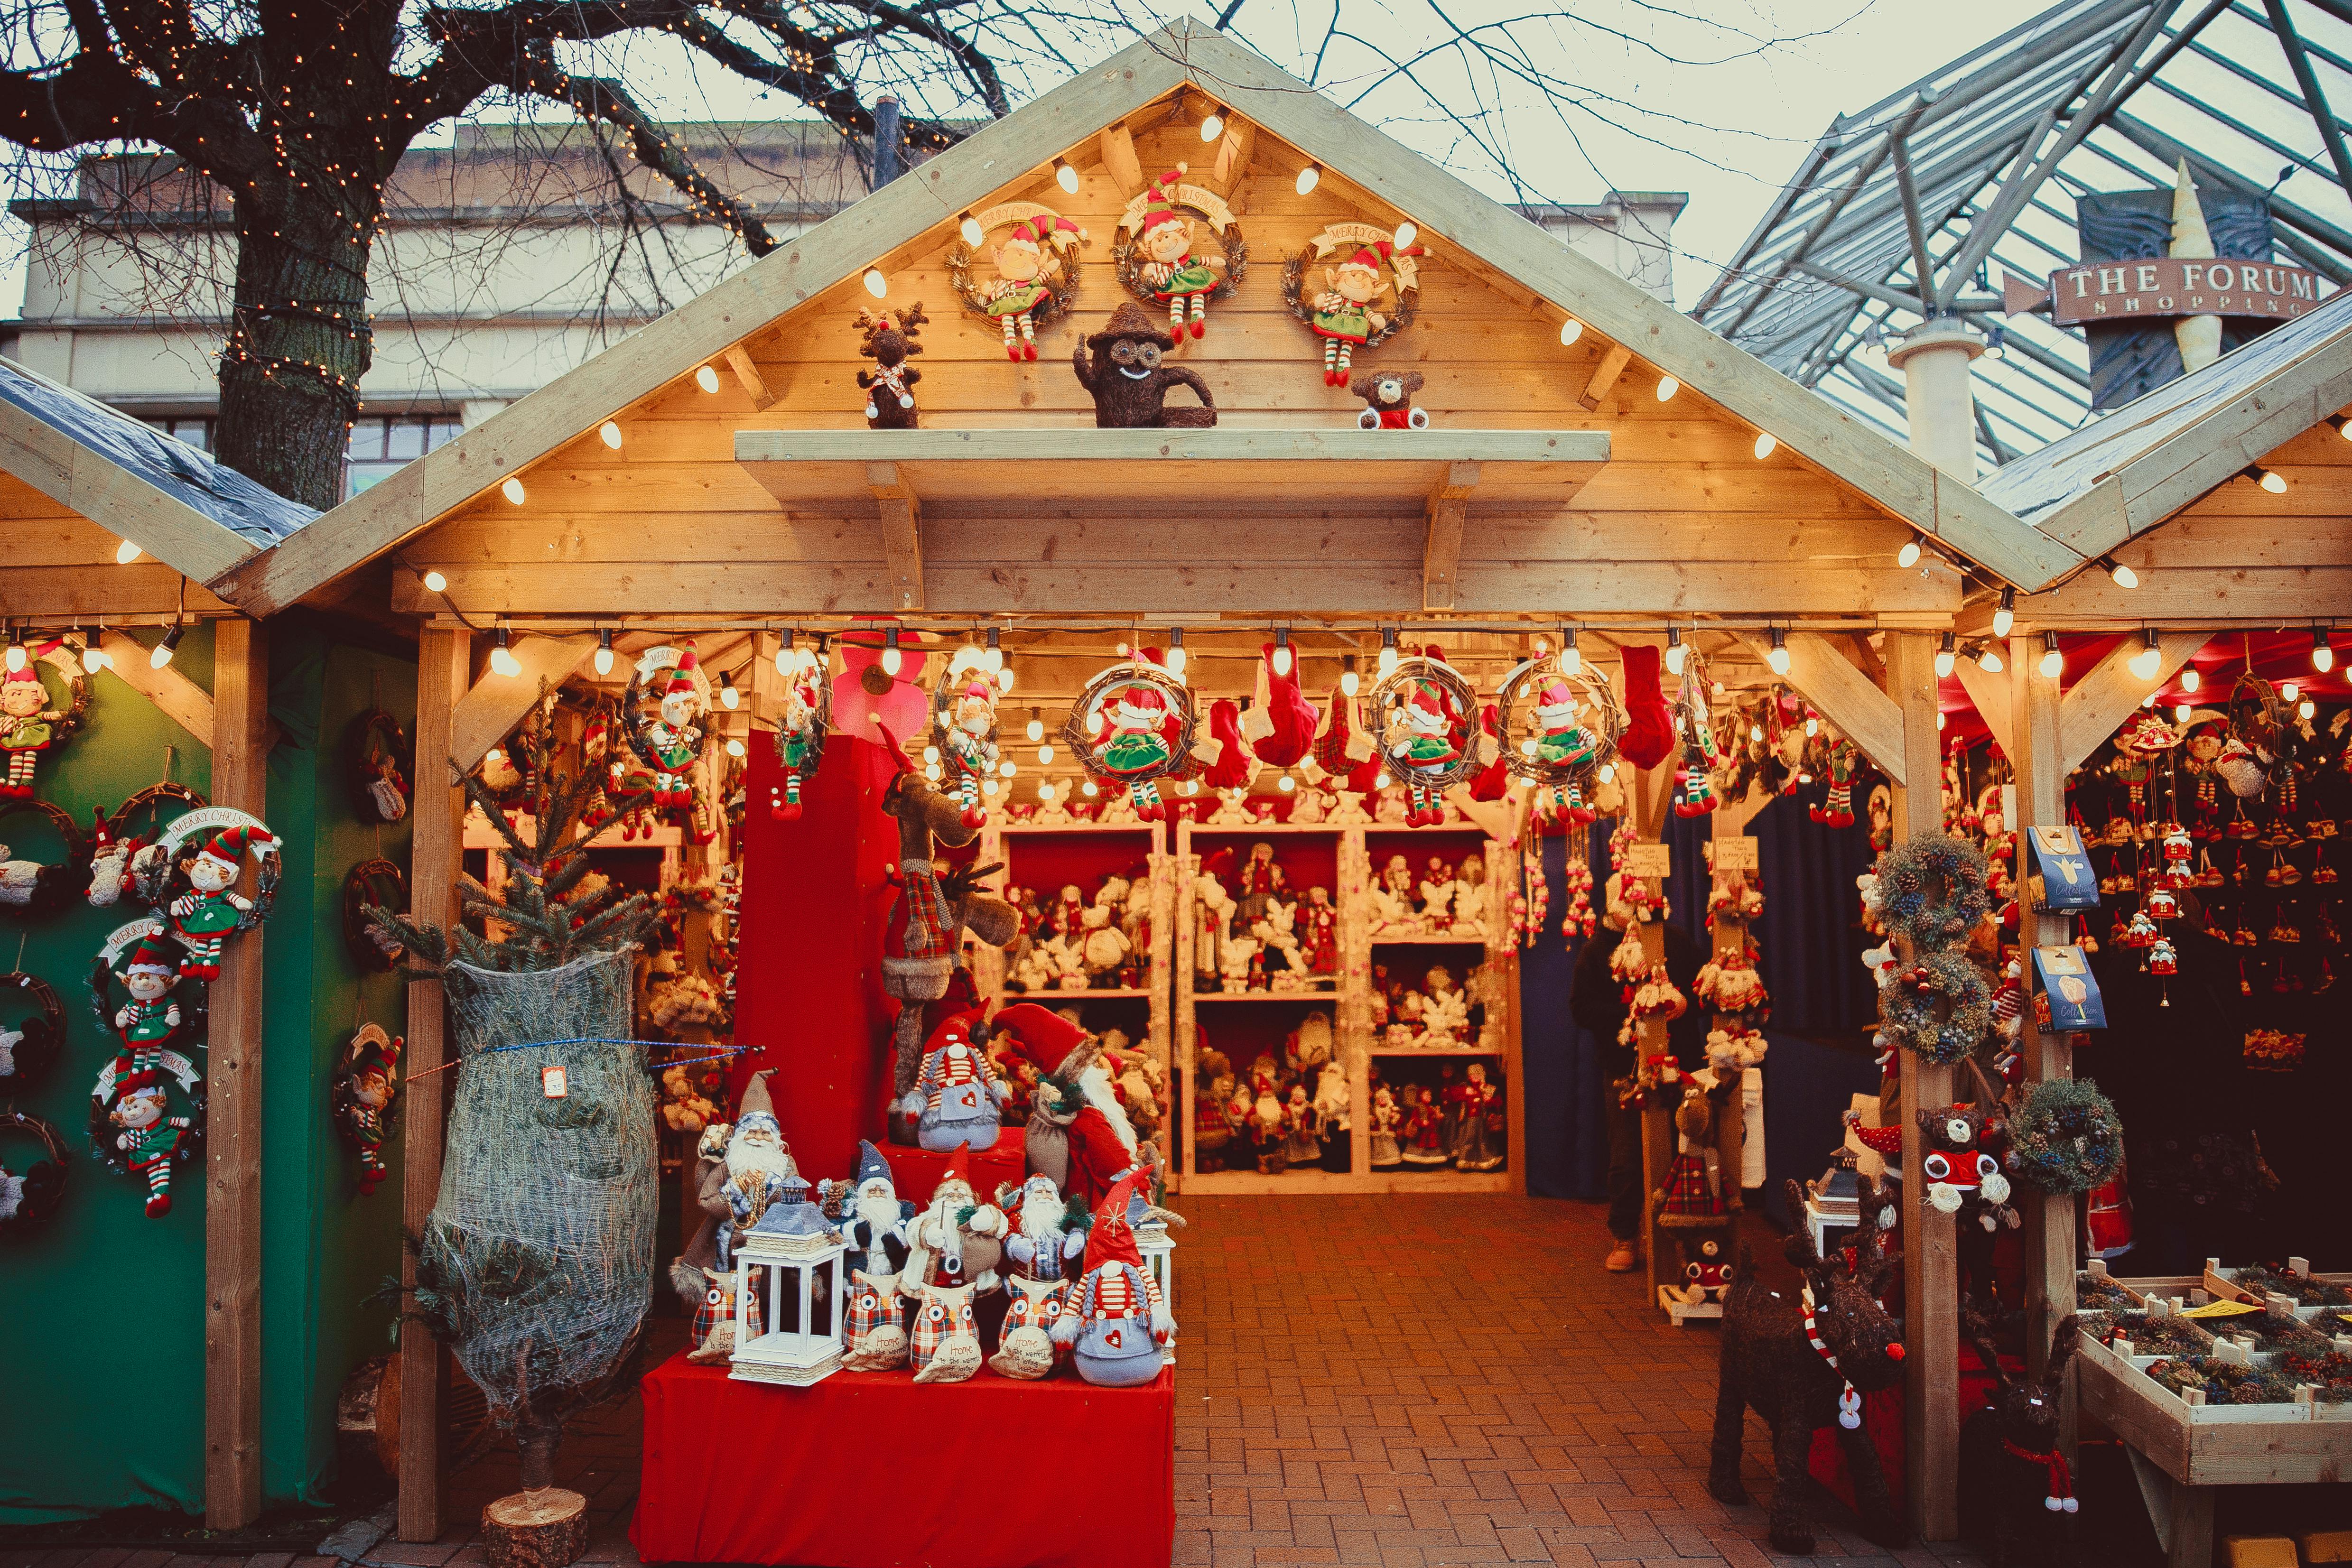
xmin=1618 ymin=644 xmax=1674 ymax=770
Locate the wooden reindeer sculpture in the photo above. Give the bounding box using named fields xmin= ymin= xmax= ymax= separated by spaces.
xmin=1959 ymin=1299 xmax=2085 ymax=1568
xmin=875 ymin=727 xmax=1019 ymax=1142
xmin=856 ymin=303 xmax=929 ymax=429
xmin=1709 ymin=1177 xmax=1908 ymax=1556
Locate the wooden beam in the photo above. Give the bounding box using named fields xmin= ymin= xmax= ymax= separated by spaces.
xmin=1422 ymin=461 xmax=1478 ymax=611
xmin=447 ymin=632 xmax=598 ymax=772
xmin=1210 ymin=118 xmax=1256 ymax=195
xmin=721 ymin=346 xmax=776 ymax=411
xmin=1736 ymin=631 xmax=1907 ymax=788
xmin=2058 ymin=631 xmax=2205 ymax=773
xmin=1578 ymin=343 xmax=1632 ymax=411
xmin=1100 ymin=121 xmax=1145 ymax=196
xmin=98 ymin=628 xmax=214 ymax=745
xmin=204 ymin=618 xmax=267 ymax=1530
xmin=1950 ymin=654 xmax=2015 ymax=760
xmin=399 ymin=628 xmax=470 ymax=1544
xmin=747 ymin=631 xmax=782 ymax=733
xmin=2008 ymin=633 xmax=2074 ymax=1397
xmin=1885 ymin=630 xmax=1958 ymax=1546
xmin=869 ymin=462 xmax=925 ymax=612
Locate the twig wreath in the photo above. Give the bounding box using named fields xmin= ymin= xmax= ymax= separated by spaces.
xmin=1871 ymin=835 xmax=1994 ymax=947
xmin=2008 ymin=1077 xmax=2124 ymax=1197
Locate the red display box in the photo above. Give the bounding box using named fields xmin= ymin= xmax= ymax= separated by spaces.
xmin=631 ymin=1353 xmax=1175 ymax=1568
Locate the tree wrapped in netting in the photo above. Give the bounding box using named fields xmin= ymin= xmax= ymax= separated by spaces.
xmin=372 ymin=694 xmax=664 ymax=1490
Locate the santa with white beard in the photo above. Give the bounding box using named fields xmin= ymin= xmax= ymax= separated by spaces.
xmin=836 ymin=1138 xmax=913 ymax=1278
xmin=989 ymin=1002 xmax=1146 ymax=1212
xmin=997 ymin=1171 xmax=1086 ymax=1284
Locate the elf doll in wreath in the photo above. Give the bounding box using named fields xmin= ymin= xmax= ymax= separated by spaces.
xmin=772 ymin=648 xmax=827 ymax=820
xmin=1311 ymin=241 xmax=1417 ymax=386
xmin=111 ymin=934 xmax=183 ymax=1070
xmin=1134 ymin=168 xmax=1224 ymax=339
xmin=982 ymin=214 xmax=1083 ymax=360
xmin=638 ymin=651 xmax=707 ymax=810
xmin=1387 ymin=677 xmax=1466 ymax=826
xmin=938 ymin=675 xmax=1001 ymax=828
xmin=99 ymin=1058 xmax=197 ymax=1217
xmin=334 ymin=1026 xmax=404 ymax=1197
xmin=0 ymin=662 xmax=67 ymax=799
xmin=1532 ymin=677 xmax=1599 ymax=819
xmin=169 ymin=824 xmax=277 ymax=980
xmin=1096 ymin=679 xmax=1176 ymax=821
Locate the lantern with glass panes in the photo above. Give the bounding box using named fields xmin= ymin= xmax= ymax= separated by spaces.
xmin=728 ymin=1195 xmax=847 ymax=1386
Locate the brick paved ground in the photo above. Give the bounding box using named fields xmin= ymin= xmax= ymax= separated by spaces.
xmin=7 ymin=1194 xmax=2004 ymax=1568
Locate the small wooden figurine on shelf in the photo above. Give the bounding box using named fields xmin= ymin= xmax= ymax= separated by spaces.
xmin=1283 ymin=223 xmax=1422 ymax=385
xmin=855 ymin=303 xmax=928 ymax=429
xmin=949 ymin=206 xmax=1086 ymax=361
xmin=1072 ymin=303 xmax=1217 ymax=428
xmin=1113 ymin=166 xmax=1240 ymax=339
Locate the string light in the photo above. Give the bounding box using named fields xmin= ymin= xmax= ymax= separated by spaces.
xmin=491 ymin=627 xmax=522 ymax=678
xmin=1804 ymin=715 xmax=1819 ymax=738
xmin=1273 ymin=627 xmax=1292 ymax=677
xmin=1898 ymin=532 xmax=1925 ymax=569
xmin=1393 ymin=220 xmax=1419 ymax=249
xmin=1767 ymin=627 xmax=1790 ymax=677
xmin=2128 ymin=628 xmax=2163 ymax=681
xmin=1378 ymin=627 xmax=1399 ymax=678
xmin=1559 ymin=625 xmax=1581 ymax=677
xmin=2039 ymin=632 xmax=2064 ymax=679
xmin=1753 ymin=431 xmax=1776 ymax=459
xmin=2282 ymin=680 xmax=2301 ymax=704
xmin=2301 ymin=698 xmax=2317 ymax=719
xmin=1655 ymin=375 xmax=1680 ymax=402
xmin=1977 ymin=643 xmax=2003 ymax=674
xmin=82 ymin=630 xmax=111 ymax=675
xmin=1296 ymin=163 xmax=1322 ymax=195
xmin=1935 ymin=632 xmax=1956 ymax=678
xmin=501 ymin=476 xmax=526 ymax=505
xmin=694 ymin=365 xmax=721 ymax=393
xmin=2313 ymin=627 xmax=2336 ymax=673
xmin=1664 ymin=627 xmax=1686 ymax=676
xmin=422 ymin=570 xmax=447 ymax=593
xmin=2180 ymin=665 xmax=2200 ymax=693
xmin=924 ymin=744 xmax=940 ymax=765
xmin=599 ymin=421 xmax=623 ymax=449
xmin=1936 ymin=712 xmax=1947 ymax=731
xmin=1341 ymin=655 xmax=1360 ymax=698
xmin=958 ymin=212 xmax=985 ymax=246
xmin=2333 ymin=415 xmax=2352 ymax=441
xmin=1026 ymin=708 xmax=1044 ymax=742
xmin=2243 ymin=463 xmax=2287 ymax=494
xmin=1038 ymin=742 xmax=1055 ymax=765
xmin=777 ymin=628 xmax=798 ymax=675
xmin=1375 ymin=771 xmax=1393 ymax=789
xmin=595 ymin=629 xmax=614 ymax=677
xmin=1054 ymin=159 xmax=1081 ymax=195
xmin=115 ymin=538 xmax=141 ymax=566
xmin=1167 ymin=627 xmax=1186 ymax=679
xmin=983 ymin=777 xmax=999 ymax=796
xmin=1082 ymin=779 xmax=1099 ymax=797
xmin=151 ymin=622 xmax=184 ymax=671
xmin=863 ymin=269 xmax=888 ymax=297
xmin=1199 ymin=106 xmax=1225 ymax=141
xmin=984 ymin=626 xmax=1004 ymax=672
xmin=881 ymin=626 xmax=902 ymax=677
xmin=2101 ymin=555 xmax=2139 ymax=589
xmin=1000 ymin=760 xmax=1017 ymax=778
xmin=725 ymin=737 xmax=747 ymax=759
xmin=1277 ymin=773 xmax=1295 ymax=792
xmin=1039 ymin=778 xmax=1056 ymax=801
xmin=997 ymin=663 xmax=1016 ymax=695
xmin=1992 ymin=586 xmax=2016 ymax=638
xmin=3 ymin=640 xmax=23 ymax=673
xmin=1597 ymin=763 xmax=1615 ymax=784
xmin=719 ymin=670 xmax=740 ymax=710
xmin=2175 ymin=702 xmax=2194 ymax=723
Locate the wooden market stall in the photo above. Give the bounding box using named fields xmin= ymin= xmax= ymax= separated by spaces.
xmin=197 ymin=21 xmax=2203 ymax=1550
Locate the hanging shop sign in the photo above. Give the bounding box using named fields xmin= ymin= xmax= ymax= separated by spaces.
xmin=2005 ymin=258 xmax=2326 ymax=326
xmin=2031 ymin=945 xmax=2107 ymax=1032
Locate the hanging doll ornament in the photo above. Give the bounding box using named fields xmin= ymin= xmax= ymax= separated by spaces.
xmin=948 ymin=204 xmax=1086 ymax=360
xmin=621 ymin=644 xmax=709 ymax=815
xmin=86 ymin=782 xmax=207 ymax=909
xmin=1812 ymin=740 xmax=1861 ymax=828
xmin=930 ymin=651 xmax=1004 ymax=829
xmin=85 ymin=947 xmax=204 ymax=1220
xmin=0 ymin=1109 xmax=70 ymax=1238
xmin=130 ymin=807 xmax=281 ymax=980
xmin=767 ymin=636 xmax=831 ymax=820
xmin=0 ymin=969 xmax=63 ymax=1096
xmin=1283 ymin=223 xmax=1423 ymax=385
xmin=0 ymin=798 xmax=89 ymax=915
xmin=854 ymin=303 xmax=929 ymax=428
xmin=1494 ymin=651 xmax=1624 ymax=825
xmin=1065 ymin=654 xmax=1201 ymax=824
xmin=345 ymin=706 xmax=413 ymax=823
xmin=1671 ymin=657 xmax=1722 ymax=818
xmin=1113 ymin=166 xmax=1242 ymax=340
xmin=1369 ymin=651 xmax=1486 ymax=826
xmin=0 ymin=640 xmax=91 ymax=800
xmin=332 ymin=1022 xmax=404 ymax=1197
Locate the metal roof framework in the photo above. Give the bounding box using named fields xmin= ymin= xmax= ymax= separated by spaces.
xmin=1693 ymin=0 xmax=2352 ymax=467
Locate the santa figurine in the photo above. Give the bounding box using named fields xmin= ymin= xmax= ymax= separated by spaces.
xmin=641 ymin=650 xmax=706 ymax=809
xmin=0 ymin=662 xmax=65 ymax=798
xmin=713 ymin=1071 xmax=797 ymax=1268
xmin=1300 ymin=886 xmax=1339 ymax=981
xmin=990 ymin=1002 xmax=1146 ymax=1212
xmin=111 ymin=935 xmax=182 ymax=1069
xmin=1401 ymin=1086 xmax=1448 ymax=1166
xmin=981 ymin=214 xmax=1083 ymax=360
xmin=833 ymin=1138 xmax=914 ymax=1280
xmin=1368 ymin=1086 xmax=1404 ymax=1169
xmin=168 ymin=824 xmax=276 ymax=979
xmin=103 ymin=1061 xmax=195 ymax=1217
xmin=910 ymin=1008 xmax=1010 ymax=1152
xmin=898 ymin=1141 xmax=1009 ymax=1299
xmin=1133 ymin=167 xmax=1223 ymax=339
xmin=1051 ymin=1170 xmax=1174 ymax=1386
xmin=998 ymin=1170 xmax=1086 ymax=1285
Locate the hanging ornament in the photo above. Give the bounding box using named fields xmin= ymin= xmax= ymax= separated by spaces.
xmin=346 ymin=706 xmax=414 ymax=823
xmin=0 ymin=971 xmax=64 ymax=1095
xmin=771 ymin=640 xmax=832 ymax=821
xmin=621 ymin=644 xmax=710 ymax=816
xmin=343 ymin=858 xmax=409 ymax=971
xmin=930 ymin=651 xmax=1003 ymax=829
xmin=1282 ymin=223 xmax=1423 ymax=386
xmin=86 ymin=985 xmax=204 ymax=1220
xmin=333 ymin=1023 xmax=404 ymax=1197
xmin=1065 ymin=654 xmax=1199 ymax=823
xmin=0 ymin=1109 xmax=69 ymax=1238
xmin=0 ymin=799 xmax=88 ymax=916
xmin=1113 ymin=165 xmax=1243 ymax=340
xmin=0 ymin=640 xmax=92 ymax=800
xmin=86 ymin=783 xmax=208 ymax=909
xmin=1812 ymin=742 xmax=1860 ymax=829
xmin=948 ymin=203 xmax=1086 ymax=360
xmin=1494 ymin=651 xmax=1624 ymax=825
xmin=1671 ymin=654 xmax=1722 ymax=818
xmin=130 ymin=807 xmax=282 ymax=979
xmin=1366 ymin=650 xmax=1484 ymax=826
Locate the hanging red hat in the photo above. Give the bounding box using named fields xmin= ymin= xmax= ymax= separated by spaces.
xmin=1618 ymin=644 xmax=1675 ymax=771
xmin=1468 ymin=703 xmax=1510 ymax=801
xmin=991 ymin=1002 xmax=1093 ymax=1080
xmin=665 ymin=646 xmax=700 ymax=697
xmin=921 ymin=1007 xmax=987 ymax=1060
xmin=1139 ymin=167 xmax=1190 ymax=233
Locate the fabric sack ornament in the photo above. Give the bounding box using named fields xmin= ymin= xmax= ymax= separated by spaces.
xmin=1618 ymin=644 xmax=1674 ymax=770
xmin=909 ymin=1280 xmax=983 ymax=1384
xmin=990 ymin=1275 xmax=1073 ymax=1379
xmin=840 ymin=1269 xmax=911 ymax=1371
xmin=1239 ymin=642 xmax=1320 ymax=770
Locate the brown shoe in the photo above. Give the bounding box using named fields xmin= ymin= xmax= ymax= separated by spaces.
xmin=1604 ymin=1242 xmax=1637 ymax=1273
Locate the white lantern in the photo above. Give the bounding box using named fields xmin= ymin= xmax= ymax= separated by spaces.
xmin=729 ymin=1203 xmax=848 ymax=1385
xmin=1135 ymin=1214 xmax=1176 ymax=1365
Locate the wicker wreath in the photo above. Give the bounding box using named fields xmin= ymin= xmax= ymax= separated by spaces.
xmin=0 ymin=798 xmax=88 ymax=918
xmin=346 ymin=705 xmax=414 ymax=823
xmin=128 ymin=805 xmax=281 ymax=931
xmin=1111 ymin=177 xmax=1247 ymax=307
xmin=0 ymin=970 xmax=65 ymax=1095
xmin=343 ymin=857 xmax=409 ymax=973
xmin=930 ymin=659 xmax=1004 ymax=784
xmin=87 ymin=1042 xmax=205 ymax=1177
xmin=1870 ymin=835 xmax=1994 ymax=948
xmin=1493 ymin=654 xmax=1625 ymax=789
xmin=2008 ymin=1076 xmax=2124 ymax=1197
xmin=1878 ymin=948 xmax=1993 ymax=1067
xmin=621 ymin=644 xmax=712 ymax=778
xmin=946 ymin=201 xmax=1085 ymax=330
xmin=1366 ymin=655 xmax=1485 ymax=792
xmin=1279 ymin=231 xmax=1421 ymax=353
xmin=0 ymin=1110 xmax=70 ymax=1238
xmin=1063 ymin=660 xmax=1197 ymax=785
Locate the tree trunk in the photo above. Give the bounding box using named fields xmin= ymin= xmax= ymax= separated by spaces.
xmin=215 ymin=192 xmax=374 ymax=512
xmin=482 ymin=1486 xmax=587 ymax=1568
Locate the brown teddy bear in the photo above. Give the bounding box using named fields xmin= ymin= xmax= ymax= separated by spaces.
xmin=1351 ymin=369 xmax=1428 ymax=430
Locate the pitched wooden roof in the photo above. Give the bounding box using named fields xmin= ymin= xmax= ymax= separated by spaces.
xmin=210 ymin=22 xmax=2082 ymax=620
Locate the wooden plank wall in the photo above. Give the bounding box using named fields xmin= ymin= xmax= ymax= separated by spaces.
xmin=403 ymin=126 xmax=1934 ymax=617
xmin=0 ymin=475 xmax=235 ymax=616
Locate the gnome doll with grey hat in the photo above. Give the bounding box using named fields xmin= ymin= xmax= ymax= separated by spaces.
xmin=833 ymin=1138 xmax=914 ymax=1279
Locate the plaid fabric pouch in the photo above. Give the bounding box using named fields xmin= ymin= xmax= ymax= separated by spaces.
xmin=691 ymin=1268 xmax=763 ymax=1348
xmin=842 ymin=1269 xmax=909 ymax=1371
xmin=990 ymin=1275 xmax=1073 ymax=1379
xmin=910 ymin=1281 xmax=981 ymax=1383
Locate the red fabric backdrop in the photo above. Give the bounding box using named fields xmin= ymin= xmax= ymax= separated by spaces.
xmin=1809 ymin=1344 xmax=2014 ymax=1516
xmin=631 ymin=1355 xmax=1176 ymax=1568
xmin=735 ymin=733 xmax=901 ymax=1188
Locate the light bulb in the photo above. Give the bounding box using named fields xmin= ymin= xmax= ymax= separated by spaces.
xmin=4 ymin=644 xmax=23 ymax=672
xmin=925 ymin=761 xmax=941 ymax=781
xmin=1185 ymin=779 xmax=1200 ymax=795
xmin=2128 ymin=631 xmax=2162 ymax=682
xmin=599 ymin=420 xmax=622 ymax=449
xmin=2180 ymin=666 xmax=2200 ymax=693
xmin=1341 ymin=660 xmax=1359 ymax=698
xmin=1558 ymin=316 xmax=1583 ymax=347
xmin=1055 ymin=159 xmax=1080 ymax=195
xmin=1378 ymin=631 xmax=1399 ymax=677
xmin=491 ymin=629 xmax=522 ymax=678
xmin=1520 ymin=737 xmax=1538 ymax=758
xmin=695 ymin=364 xmax=721 ymax=393
xmin=1392 ymin=221 xmax=1418 ymax=249
xmin=114 ymin=538 xmax=141 ymax=565
xmin=1001 ymin=760 xmax=1017 ymax=778
xmin=1767 ymin=629 xmax=1791 ymax=677
xmin=422 ymin=570 xmax=447 ymax=593
xmin=1038 ymin=744 xmax=1054 ymax=765
xmin=2301 ymin=699 xmax=2317 ymax=719
xmin=1750 ymin=724 xmax=1764 ymax=742
xmin=1374 ymin=772 xmax=1392 ymax=790
xmin=2105 ymin=556 xmax=2139 ymax=589
xmin=2260 ymin=468 xmax=2288 ymax=494
xmin=1804 ymin=716 xmax=1819 ymax=738
xmin=1753 ymin=432 xmax=1776 ymax=459
xmin=1269 ymin=773 xmax=1290 ymax=793
xmin=1978 ymin=646 xmax=2003 ymax=674
xmin=726 ymin=737 xmax=747 ymax=759
xmin=1027 ymin=714 xmax=1044 ymax=742
xmin=2175 ymin=702 xmax=2194 ymax=723
xmin=1039 ymin=778 xmax=1055 ymax=800
xmin=996 ymin=666 xmax=1015 ymax=694
xmin=863 ymin=268 xmax=887 ymax=297
xmin=501 ymin=476 xmax=526 ymax=504
xmin=983 ymin=777 xmax=999 ymax=797
xmin=1559 ymin=629 xmax=1581 ymax=677
xmin=1655 ymin=375 xmax=1680 ymax=402
xmin=595 ymin=630 xmax=614 ymax=676
xmin=1664 ymin=631 xmax=1685 ymax=676
xmin=1936 ymin=634 xmax=1956 ymax=678
xmin=881 ymin=628 xmax=902 ymax=677
xmin=1897 ymin=533 xmax=1924 ymax=569
xmin=1085 ymin=710 xmax=1104 ymax=738
xmin=2313 ymin=628 xmax=2335 ymax=673
xmin=719 ymin=674 xmax=740 ymax=710
xmin=1272 ymin=630 xmax=1292 ymax=678
xmin=1083 ymin=779 xmax=1099 ymax=797
xmin=2039 ymin=633 xmax=2063 ymax=679
xmin=924 ymin=744 xmax=940 ymax=765
xmin=959 ymin=213 xmax=985 ymax=246
xmin=152 ymin=623 xmax=183 ymax=669
xmin=1598 ymin=763 xmax=1615 ymax=784
xmin=1295 ymin=163 xmax=1321 ymax=195
xmin=82 ymin=635 xmax=109 ymax=673
xmin=2335 ymin=415 xmax=2352 ymax=441
xmin=1992 ymin=587 xmax=2016 ymax=639
xmin=984 ymin=628 xmax=1004 ymax=672
xmin=2282 ymin=680 xmax=2300 ymax=704
xmin=1200 ymin=111 xmax=1224 ymax=141
xmin=1167 ymin=645 xmax=1187 ymax=678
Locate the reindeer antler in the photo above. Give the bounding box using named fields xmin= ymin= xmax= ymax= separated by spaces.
xmin=897 ymin=300 xmax=930 ymax=336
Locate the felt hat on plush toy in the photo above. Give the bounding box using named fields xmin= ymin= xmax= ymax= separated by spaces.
xmin=991 ymin=1002 xmax=1098 ymax=1081
xmin=197 ymin=823 xmax=275 ymax=871
xmin=1083 ymin=1170 xmax=1148 ymax=1272
xmin=734 ymin=1067 xmax=782 ymax=1134
xmin=1088 ymin=300 xmax=1177 ymax=353
xmin=1138 ymin=167 xmax=1189 ymax=233
xmin=853 ymin=1139 xmax=895 ymax=1195
xmin=921 ymin=1007 xmax=990 ymax=1059
xmin=122 ymin=935 xmax=177 ymax=979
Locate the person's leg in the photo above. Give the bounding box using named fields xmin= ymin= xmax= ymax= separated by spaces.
xmin=1606 ymin=1100 xmax=1641 ymax=1269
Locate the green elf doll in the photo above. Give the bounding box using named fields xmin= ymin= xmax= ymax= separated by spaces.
xmin=1532 ymin=677 xmax=1599 ymax=822
xmin=0 ymin=663 xmax=63 ymax=799
xmin=1097 ymin=680 xmax=1175 ymax=823
xmin=641 ymin=650 xmax=707 ymax=811
xmin=107 ymin=1063 xmax=195 ymax=1217
xmin=1135 ymin=167 xmax=1223 ymax=339
xmin=169 ymin=824 xmax=275 ymax=979
xmin=112 ymin=936 xmax=182 ymax=1071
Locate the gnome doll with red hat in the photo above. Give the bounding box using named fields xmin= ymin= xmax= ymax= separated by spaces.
xmin=991 ymin=1001 xmax=1145 ymax=1212
xmin=912 ymin=1008 xmax=1011 ymax=1151
xmin=1133 ymin=166 xmax=1225 ymax=338
xmin=1052 ymin=1170 xmax=1174 ymax=1386
xmin=168 ymin=822 xmax=279 ymax=979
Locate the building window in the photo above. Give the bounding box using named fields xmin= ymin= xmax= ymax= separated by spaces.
xmin=347 ymin=415 xmax=463 ymax=498
xmin=146 ymin=418 xmax=214 ymax=453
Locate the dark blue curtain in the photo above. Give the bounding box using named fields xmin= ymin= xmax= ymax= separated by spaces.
xmin=1518 ymin=821 xmax=1615 ymax=1199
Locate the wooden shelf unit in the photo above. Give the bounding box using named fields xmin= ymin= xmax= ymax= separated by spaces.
xmin=1172 ymin=812 xmax=1524 ymax=1195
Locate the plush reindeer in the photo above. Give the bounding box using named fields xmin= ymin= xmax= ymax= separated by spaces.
xmin=875 ymin=727 xmax=1019 ymax=1139
xmin=856 ymin=303 xmax=928 ymax=429
xmin=1709 ymin=1177 xmax=1908 ymax=1556
xmin=1959 ymin=1300 xmax=2085 ymax=1568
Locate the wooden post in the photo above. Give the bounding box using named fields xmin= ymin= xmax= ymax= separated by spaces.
xmin=204 ymin=617 xmax=267 ymax=1529
xmin=399 ymin=627 xmax=470 ymax=1543
xmin=2009 ymin=634 xmax=2075 ymax=1384
xmin=1885 ymin=630 xmax=1959 ymax=1543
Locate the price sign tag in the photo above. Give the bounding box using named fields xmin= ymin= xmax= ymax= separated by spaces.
xmin=542 ymin=1064 xmax=569 ymax=1098
xmin=1625 ymin=842 xmax=1672 ymax=878
xmin=1713 ymin=836 xmax=1759 ymax=873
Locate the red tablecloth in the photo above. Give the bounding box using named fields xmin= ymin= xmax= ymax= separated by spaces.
xmin=631 ymin=1352 xmax=1175 ymax=1568
xmin=885 ymin=1140 xmax=1026 ymax=1207
xmin=1808 ymin=1345 xmax=2013 ymax=1515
